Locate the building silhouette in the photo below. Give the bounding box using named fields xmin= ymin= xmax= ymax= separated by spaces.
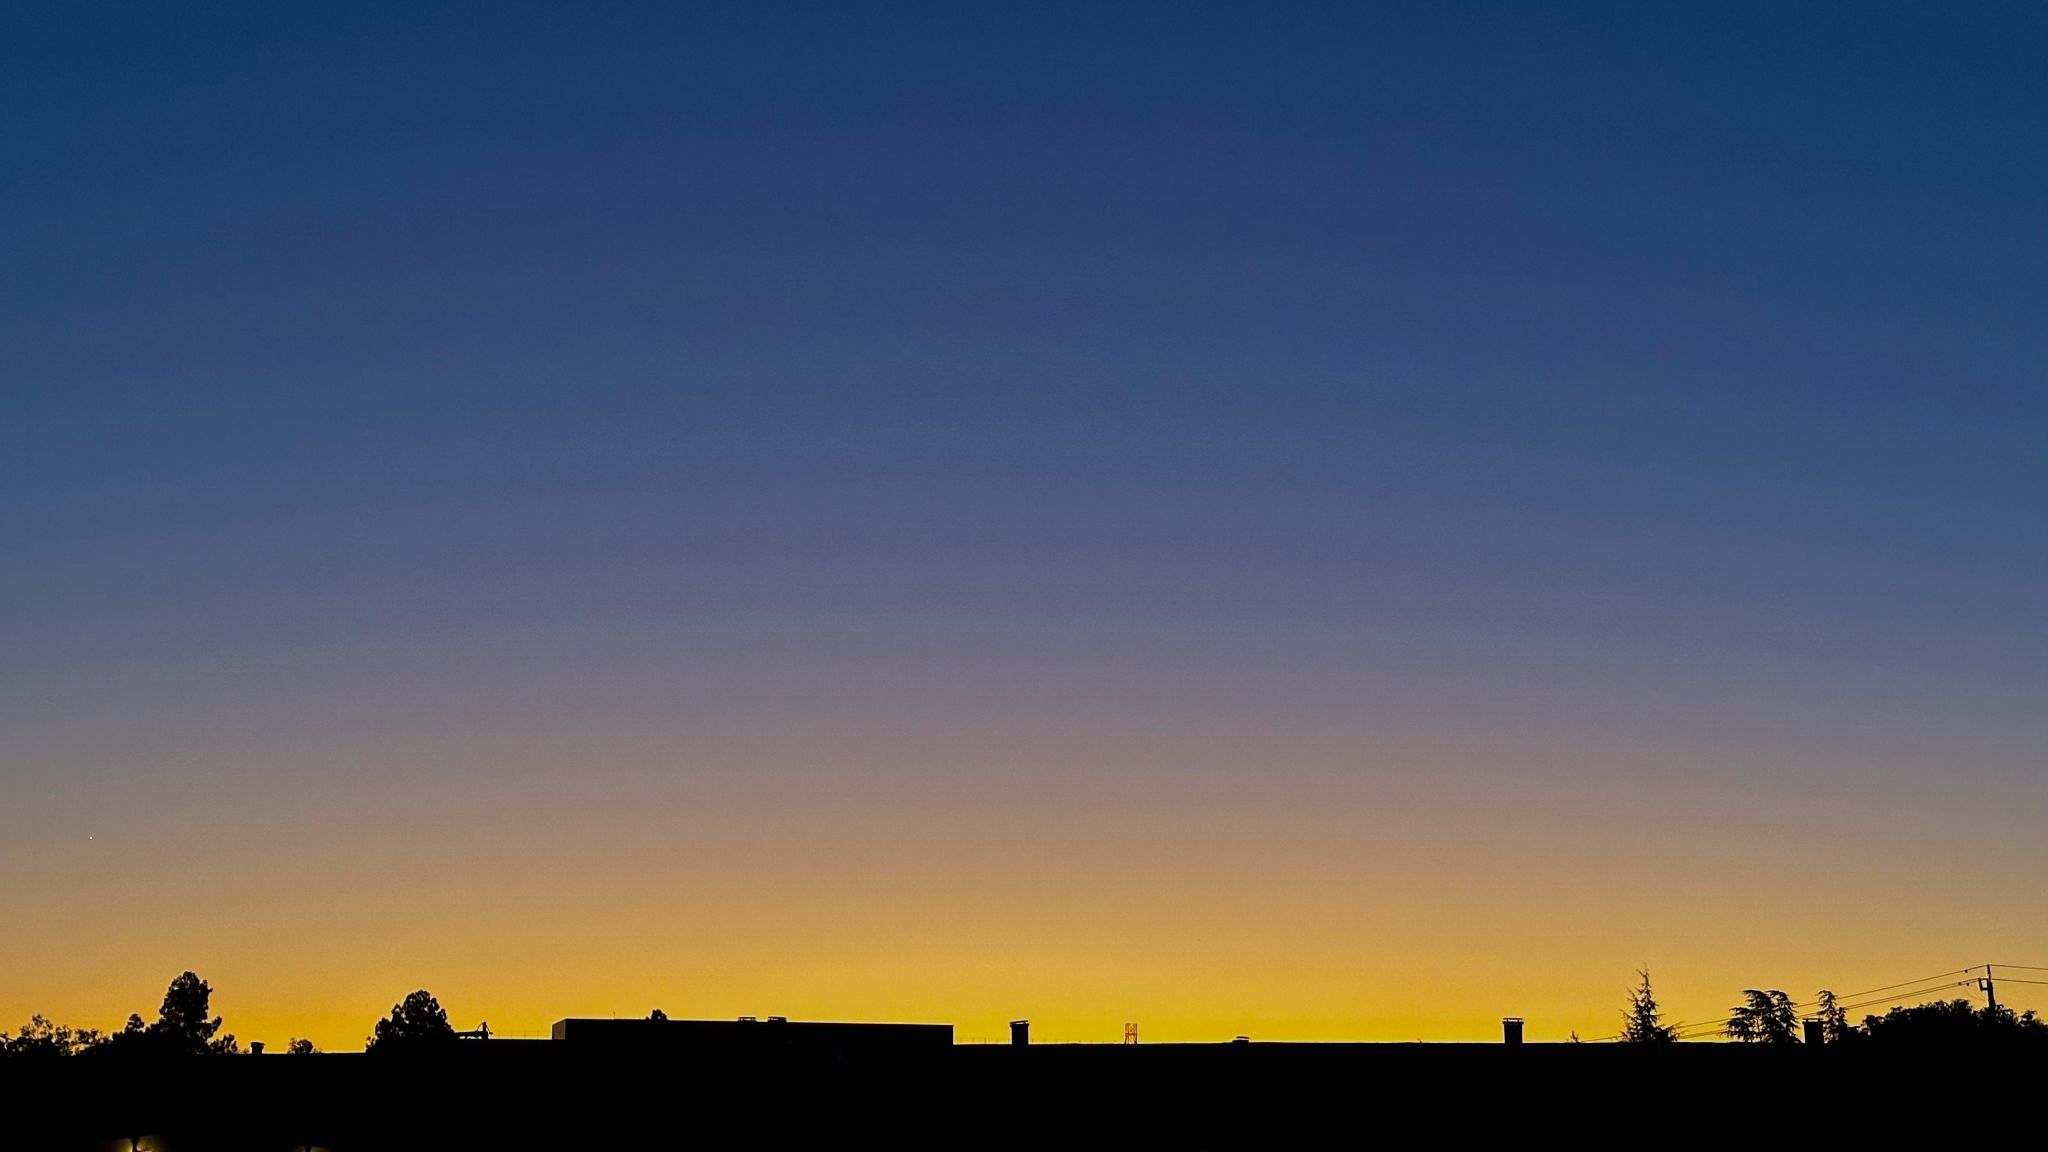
xmin=550 ymin=1015 xmax=952 ymax=1056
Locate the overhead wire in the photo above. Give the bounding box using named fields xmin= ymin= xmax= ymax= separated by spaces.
xmin=1827 ymin=981 xmax=1979 ymax=1017
xmin=1827 ymin=967 xmax=1984 ymax=1002
xmin=1588 ymin=962 xmax=2044 ymax=1041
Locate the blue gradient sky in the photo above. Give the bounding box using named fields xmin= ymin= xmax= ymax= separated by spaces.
xmin=4 ymin=3 xmax=2046 ymax=1046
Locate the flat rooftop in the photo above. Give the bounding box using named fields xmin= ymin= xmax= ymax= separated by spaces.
xmin=550 ymin=1016 xmax=954 ymax=1050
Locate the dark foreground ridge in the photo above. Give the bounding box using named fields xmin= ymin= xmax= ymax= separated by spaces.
xmin=12 ymin=1027 xmax=2046 ymax=1150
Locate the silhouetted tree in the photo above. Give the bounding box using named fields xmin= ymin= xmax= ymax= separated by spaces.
xmin=147 ymin=971 xmax=237 ymax=1054
xmin=368 ymin=990 xmax=455 ymax=1051
xmin=1815 ymin=989 xmax=1850 ymax=1044
xmin=287 ymin=1037 xmax=319 ymax=1055
xmin=1621 ymin=968 xmax=1677 ymax=1043
xmin=649 ymin=1009 xmax=668 ymax=1021
xmin=1 ymin=1016 xmax=102 ymax=1059
xmin=88 ymin=973 xmax=235 ymax=1057
xmin=1725 ymin=989 xmax=1800 ymax=1043
xmin=1858 ymin=999 xmax=2048 ymax=1045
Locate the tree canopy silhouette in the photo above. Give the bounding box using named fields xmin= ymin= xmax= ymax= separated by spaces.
xmin=84 ymin=971 xmax=237 ymax=1057
xmin=9 ymin=967 xmax=2048 ymax=1062
xmin=148 ymin=970 xmax=237 ymax=1054
xmin=1815 ymin=990 xmax=1850 ymax=1044
xmin=1620 ymin=968 xmax=1676 ymax=1043
xmin=368 ymin=990 xmax=456 ymax=1051
xmin=1725 ymin=989 xmax=1800 ymax=1043
xmin=0 ymin=1016 xmax=102 ymax=1060
xmin=1858 ymin=999 xmax=2048 ymax=1045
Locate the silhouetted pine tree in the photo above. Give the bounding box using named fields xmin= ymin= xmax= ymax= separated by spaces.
xmin=150 ymin=971 xmax=237 ymax=1054
xmin=1725 ymin=989 xmax=1800 ymax=1043
xmin=1621 ymin=968 xmax=1677 ymax=1043
xmin=1815 ymin=989 xmax=1850 ymax=1044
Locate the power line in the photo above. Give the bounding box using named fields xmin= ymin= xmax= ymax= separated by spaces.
xmin=1829 ymin=967 xmax=1984 ymax=1003
xmin=1707 ymin=966 xmax=1993 ymax=1017
xmin=1580 ymin=962 xmax=2047 ymax=1041
xmin=1835 ymin=983 xmax=1974 ymax=1008
xmin=1833 ymin=977 xmax=1981 ymax=1005
xmin=1828 ymin=981 xmax=1979 ymax=1017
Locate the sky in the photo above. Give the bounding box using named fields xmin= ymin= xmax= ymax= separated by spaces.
xmin=3 ymin=2 xmax=2046 ymax=1049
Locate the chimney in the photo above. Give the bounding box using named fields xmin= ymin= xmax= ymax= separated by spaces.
xmin=249 ymin=1041 xmax=265 ymax=1055
xmin=1502 ymin=1018 xmax=1524 ymax=1045
xmin=1803 ymin=1018 xmax=1824 ymax=1046
xmin=1009 ymin=1019 xmax=1030 ymax=1046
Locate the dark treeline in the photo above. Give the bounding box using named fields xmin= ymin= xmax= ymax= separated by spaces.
xmin=4 ymin=969 xmax=2045 ymax=1149
xmin=1618 ymin=967 xmax=2048 ymax=1045
xmin=0 ymin=971 xmax=459 ymax=1060
xmin=6 ymin=968 xmax=2046 ymax=1060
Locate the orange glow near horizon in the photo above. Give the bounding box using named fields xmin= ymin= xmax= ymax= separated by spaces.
xmin=7 ymin=678 xmax=2043 ymax=1052
xmin=8 ymin=0 xmax=2048 ymax=1074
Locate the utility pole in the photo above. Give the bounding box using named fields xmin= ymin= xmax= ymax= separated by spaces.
xmin=1980 ymin=965 xmax=1999 ymax=1013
